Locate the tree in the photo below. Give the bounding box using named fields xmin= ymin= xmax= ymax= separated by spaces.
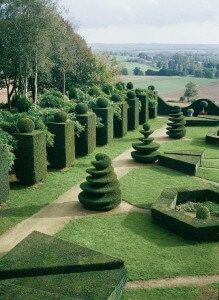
xmin=121 ymin=68 xmax=128 ymax=75
xmin=184 ymin=82 xmax=198 ymax=102
xmin=133 ymin=67 xmax=143 ymax=76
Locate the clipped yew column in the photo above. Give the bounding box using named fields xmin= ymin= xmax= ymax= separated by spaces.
xmin=126 ymin=91 xmax=139 ymax=131
xmin=111 ymin=94 xmax=128 ymax=138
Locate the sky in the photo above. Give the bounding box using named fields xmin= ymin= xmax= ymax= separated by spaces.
xmin=61 ymin=0 xmax=219 ymax=44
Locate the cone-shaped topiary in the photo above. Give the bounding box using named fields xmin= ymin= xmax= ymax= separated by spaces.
xmin=17 ymin=117 xmax=35 ymax=133
xmin=78 ymin=153 xmax=121 ymax=211
xmin=75 ymin=103 xmax=88 ymax=114
xmin=131 ymin=123 xmax=160 ymax=163
xmin=54 ymin=111 xmax=68 ymax=123
xmin=166 ymin=106 xmax=186 ymax=139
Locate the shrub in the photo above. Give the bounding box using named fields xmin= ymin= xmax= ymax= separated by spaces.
xmin=148 ymin=85 xmax=155 ymax=91
xmin=127 ymin=91 xmax=136 ymax=100
xmin=115 ymin=82 xmax=125 ymax=91
xmin=126 ymin=82 xmax=133 ymax=90
xmin=88 ymin=86 xmax=101 ymax=97
xmin=54 ymin=111 xmax=68 ymax=123
xmin=96 ymin=97 xmax=109 ymax=108
xmin=114 ymin=102 xmax=128 ymax=138
xmin=78 ymin=153 xmax=121 ymax=211
xmin=200 ymin=100 xmax=208 ymax=108
xmin=68 ymin=87 xmax=78 ymax=100
xmin=166 ymin=106 xmax=186 ymax=139
xmin=111 ymin=94 xmax=122 ymax=102
xmin=131 ymin=122 xmax=160 ymax=163
xmin=102 ymin=83 xmax=113 ymax=95
xmin=39 ymin=90 xmax=65 ymax=108
xmin=75 ymin=103 xmax=88 ymax=114
xmin=196 ymin=205 xmax=210 ymax=220
xmin=17 ymin=117 xmax=35 ymax=133
xmin=17 ymin=96 xmax=32 ymax=112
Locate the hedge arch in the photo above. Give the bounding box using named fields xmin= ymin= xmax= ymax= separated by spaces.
xmin=78 ymin=154 xmax=121 ymax=211
xmin=166 ymin=107 xmax=186 ymax=139
xmin=131 ymin=123 xmax=160 ymax=163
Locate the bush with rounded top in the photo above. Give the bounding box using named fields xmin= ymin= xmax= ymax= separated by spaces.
xmin=127 ymin=91 xmax=136 ymax=100
xmin=17 ymin=117 xmax=35 ymax=133
xmin=115 ymin=82 xmax=125 ymax=91
xmin=78 ymin=153 xmax=121 ymax=211
xmin=131 ymin=122 xmax=160 ymax=163
xmin=54 ymin=111 xmax=67 ymax=123
xmin=166 ymin=106 xmax=186 ymax=139
xmin=111 ymin=94 xmax=122 ymax=103
xmin=96 ymin=97 xmax=109 ymax=108
xmin=126 ymin=82 xmax=133 ymax=90
xmin=148 ymin=85 xmax=155 ymax=91
xmin=17 ymin=96 xmax=32 ymax=112
xmin=75 ymin=103 xmax=88 ymax=114
xmin=102 ymin=83 xmax=113 ymax=95
xmin=69 ymin=87 xmax=78 ymax=100
xmin=196 ymin=205 xmax=210 ymax=220
xmin=88 ymin=86 xmax=101 ymax=97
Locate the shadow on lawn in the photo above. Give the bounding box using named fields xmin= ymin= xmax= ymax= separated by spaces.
xmin=0 ymin=204 xmax=44 ymax=218
xmin=122 ymin=212 xmax=198 ymax=248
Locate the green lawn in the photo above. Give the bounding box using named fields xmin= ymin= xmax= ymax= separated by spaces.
xmin=122 ymin=285 xmax=219 ymax=300
xmin=122 ymin=61 xmax=158 ymax=75
xmin=0 ymin=118 xmax=166 ymax=235
xmin=56 ymin=212 xmax=219 ymax=281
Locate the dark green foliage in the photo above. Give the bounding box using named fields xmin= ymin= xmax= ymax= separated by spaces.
xmin=166 ymin=106 xmax=186 ymax=139
xmin=68 ymin=87 xmax=77 ymax=100
xmin=206 ymin=130 xmax=219 ymax=145
xmin=158 ymin=150 xmax=204 ymax=176
xmin=75 ymin=103 xmax=88 ymax=114
xmin=54 ymin=111 xmax=67 ymax=123
xmin=102 ymin=83 xmax=113 ymax=95
xmin=126 ymin=91 xmax=139 ymax=131
xmin=0 ymin=232 xmax=127 ymax=299
xmin=126 ymin=82 xmax=133 ymax=90
xmin=88 ymin=86 xmax=101 ymax=97
xmin=149 ymin=105 xmax=158 ymax=119
xmin=96 ymin=97 xmax=109 ymax=108
xmin=13 ymin=131 xmax=47 ymax=185
xmin=151 ymin=187 xmax=219 ymax=241
xmin=131 ymin=123 xmax=160 ymax=163
xmin=79 ymin=154 xmax=122 ymax=211
xmin=115 ymin=82 xmax=125 ymax=91
xmin=114 ymin=102 xmax=128 ymax=138
xmin=93 ymin=107 xmax=113 ymax=146
xmin=75 ymin=113 xmax=96 ymax=156
xmin=39 ymin=90 xmax=65 ymax=108
xmin=137 ymin=93 xmax=149 ymax=124
xmin=111 ymin=94 xmax=122 ymax=102
xmin=17 ymin=117 xmax=35 ymax=133
xmin=201 ymin=100 xmax=208 ymax=108
xmin=196 ymin=205 xmax=210 ymax=220
xmin=148 ymin=85 xmax=155 ymax=91
xmin=47 ymin=120 xmax=75 ymax=169
xmin=0 ymin=144 xmax=10 ymax=204
xmin=17 ymin=96 xmax=32 ymax=112
xmin=158 ymin=97 xmax=219 ymax=116
xmin=186 ymin=117 xmax=219 ymax=126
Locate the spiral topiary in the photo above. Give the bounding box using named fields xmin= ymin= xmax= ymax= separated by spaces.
xmin=17 ymin=117 xmax=35 ymax=133
xmin=127 ymin=91 xmax=136 ymax=100
xmin=111 ymin=94 xmax=122 ymax=102
xmin=166 ymin=106 xmax=186 ymax=139
xmin=131 ymin=123 xmax=160 ymax=163
xmin=126 ymin=82 xmax=133 ymax=90
xmin=54 ymin=111 xmax=68 ymax=123
xmin=96 ymin=97 xmax=109 ymax=108
xmin=75 ymin=103 xmax=88 ymax=114
xmin=78 ymin=153 xmax=121 ymax=211
xmin=196 ymin=205 xmax=210 ymax=220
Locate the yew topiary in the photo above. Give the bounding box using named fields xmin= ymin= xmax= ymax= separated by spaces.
xmin=131 ymin=122 xmax=160 ymax=163
xmin=96 ymin=97 xmax=109 ymax=108
xmin=78 ymin=153 xmax=121 ymax=211
xmin=17 ymin=117 xmax=35 ymax=133
xmin=54 ymin=111 xmax=68 ymax=123
xmin=127 ymin=91 xmax=136 ymax=100
xmin=166 ymin=106 xmax=186 ymax=139
xmin=126 ymin=82 xmax=133 ymax=90
xmin=111 ymin=94 xmax=122 ymax=102
xmin=75 ymin=103 xmax=88 ymax=114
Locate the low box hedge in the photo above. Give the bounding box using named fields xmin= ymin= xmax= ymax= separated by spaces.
xmin=114 ymin=102 xmax=128 ymax=138
xmin=75 ymin=112 xmax=96 ymax=156
xmin=151 ymin=187 xmax=219 ymax=241
xmin=206 ymin=130 xmax=219 ymax=145
xmin=0 ymin=144 xmax=10 ymax=204
xmin=0 ymin=231 xmax=127 ymax=299
xmin=127 ymin=99 xmax=139 ymax=131
xmin=93 ymin=107 xmax=114 ymax=146
xmin=185 ymin=117 xmax=219 ymax=126
xmin=137 ymin=94 xmax=149 ymax=125
xmin=13 ymin=131 xmax=47 ymax=185
xmin=46 ymin=120 xmax=75 ymax=168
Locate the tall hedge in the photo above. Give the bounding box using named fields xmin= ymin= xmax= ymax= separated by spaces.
xmin=46 ymin=120 xmax=75 ymax=168
xmin=0 ymin=144 xmax=10 ymax=203
xmin=114 ymin=102 xmax=128 ymax=138
xmin=131 ymin=123 xmax=160 ymax=163
xmin=167 ymin=107 xmax=186 ymax=139
xmin=93 ymin=107 xmax=114 ymax=146
xmin=126 ymin=91 xmax=139 ymax=131
xmin=75 ymin=113 xmax=96 ymax=156
xmin=149 ymin=104 xmax=158 ymax=119
xmin=14 ymin=131 xmax=47 ymax=185
xmin=137 ymin=93 xmax=149 ymax=125
xmin=78 ymin=154 xmax=121 ymax=211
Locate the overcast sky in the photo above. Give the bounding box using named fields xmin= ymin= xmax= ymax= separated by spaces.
xmin=61 ymin=0 xmax=219 ymax=44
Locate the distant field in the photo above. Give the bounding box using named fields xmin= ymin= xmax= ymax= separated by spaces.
xmin=120 ymin=75 xmax=219 ymax=103
xmin=122 ymin=61 xmax=158 ymax=75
